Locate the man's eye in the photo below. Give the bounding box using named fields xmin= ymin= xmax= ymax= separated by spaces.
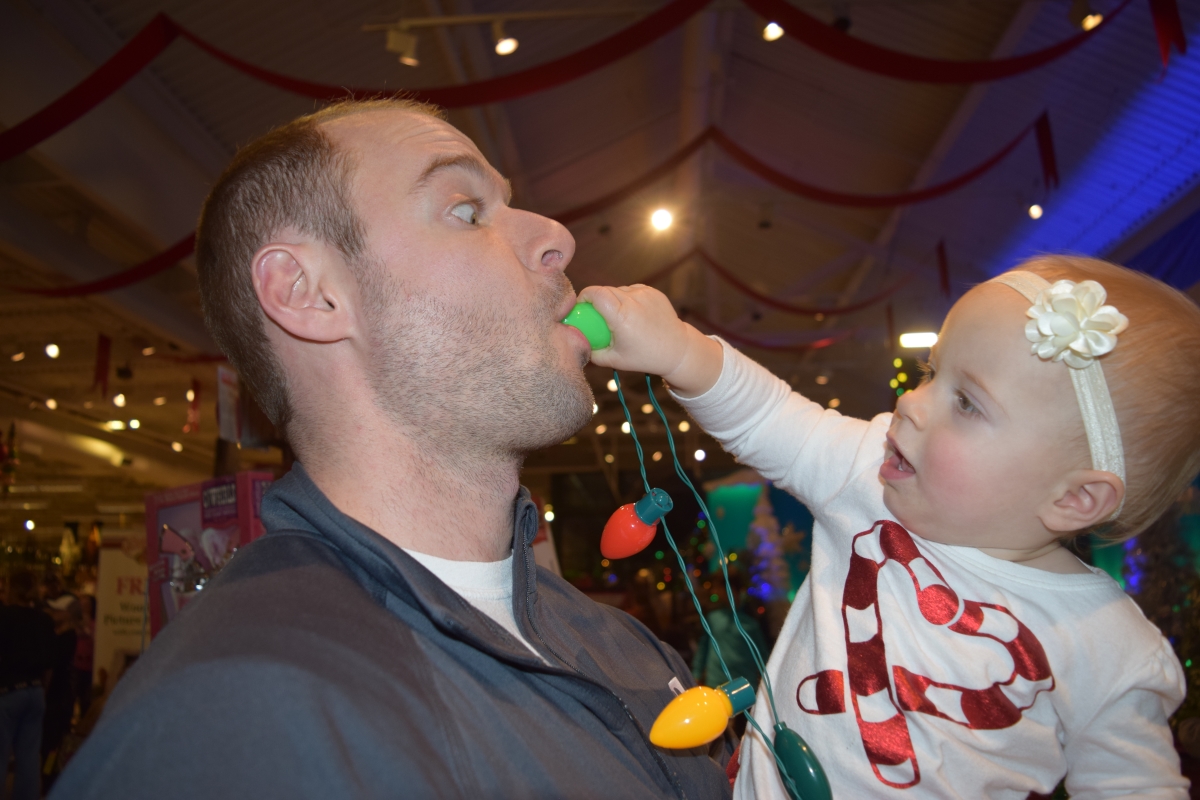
xmin=450 ymin=203 xmax=478 ymax=225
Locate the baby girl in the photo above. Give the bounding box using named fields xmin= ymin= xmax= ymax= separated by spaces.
xmin=582 ymin=255 xmax=1199 ymax=798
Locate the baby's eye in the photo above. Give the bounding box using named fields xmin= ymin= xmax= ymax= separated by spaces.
xmin=450 ymin=202 xmax=478 ymax=225
xmin=955 ymin=392 xmax=979 ymax=415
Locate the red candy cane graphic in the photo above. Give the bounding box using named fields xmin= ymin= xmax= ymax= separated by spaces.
xmin=797 ymin=520 xmax=1055 ymax=789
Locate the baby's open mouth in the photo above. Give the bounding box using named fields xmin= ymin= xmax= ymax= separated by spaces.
xmin=886 ymin=439 xmax=915 ymax=474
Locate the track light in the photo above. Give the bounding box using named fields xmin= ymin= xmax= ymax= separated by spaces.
xmin=1028 ymin=203 xmax=1044 ymax=220
xmin=1068 ymin=0 xmax=1103 ymax=30
xmin=763 ymin=22 xmax=784 ymax=41
xmin=386 ymin=29 xmax=420 ymax=67
xmin=651 ymin=208 xmax=673 ymax=231
xmin=493 ymin=20 xmax=518 ymax=55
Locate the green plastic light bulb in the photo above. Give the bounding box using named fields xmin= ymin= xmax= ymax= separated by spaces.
xmin=562 ymin=302 xmax=612 ymax=350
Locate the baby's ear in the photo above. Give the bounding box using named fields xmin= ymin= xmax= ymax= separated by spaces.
xmin=1041 ymin=470 xmax=1125 ymax=533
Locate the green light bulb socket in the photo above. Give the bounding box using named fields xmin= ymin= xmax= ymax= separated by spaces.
xmin=562 ymin=302 xmax=612 ymax=350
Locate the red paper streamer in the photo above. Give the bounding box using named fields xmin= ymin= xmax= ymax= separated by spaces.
xmin=0 ymin=15 xmax=179 ymax=164
xmin=0 ymin=2 xmax=706 ymax=164
xmin=709 ymin=114 xmax=1053 ymax=208
xmin=697 ymin=249 xmax=910 ymax=316
xmin=741 ymin=0 xmax=1133 ymax=83
xmin=1034 ymin=113 xmax=1060 ymax=190
xmin=682 ymin=309 xmax=850 ymax=353
xmin=2 ymin=234 xmax=195 ymax=297
xmin=936 ymin=241 xmax=951 ymax=298
xmin=1148 ymin=0 xmax=1188 ymax=67
xmin=177 ymin=0 xmax=709 ymax=107
xmin=92 ymin=334 xmax=111 ymax=398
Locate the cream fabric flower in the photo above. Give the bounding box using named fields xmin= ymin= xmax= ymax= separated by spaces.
xmin=1024 ymin=279 xmax=1129 ymax=369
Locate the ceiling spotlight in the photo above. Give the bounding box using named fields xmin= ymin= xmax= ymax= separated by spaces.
xmin=44 ymin=343 xmax=60 ymax=359
xmin=24 ymin=520 xmax=34 ymax=531
xmin=1082 ymin=13 xmax=1103 ymax=29
xmin=386 ymin=28 xmax=420 ymax=67
xmin=142 ymin=346 xmax=156 ymax=356
xmin=650 ymin=208 xmax=673 ymax=231
xmin=899 ymin=332 xmax=939 ymax=349
xmin=492 ymin=20 xmax=518 ymax=55
xmin=678 ymin=420 xmax=690 ymax=432
xmin=1028 ymin=203 xmax=1044 ymax=220
xmin=1068 ymin=0 xmax=1103 ymax=30
xmin=154 ymin=396 xmax=167 ymax=406
xmin=186 ymin=388 xmax=195 ymax=402
xmin=606 ymin=379 xmax=618 ymax=392
xmin=763 ymin=22 xmax=784 ymax=41
xmin=620 ymin=421 xmax=631 ymax=434
xmin=815 ymin=375 xmax=830 ymax=385
xmin=113 ymin=393 xmax=126 ymax=408
xmin=128 ymin=419 xmax=141 ymax=430
xmin=641 ymin=403 xmax=653 ymax=414
xmin=11 ymin=352 xmax=24 ymax=362
xmin=171 ymin=441 xmax=183 ymax=453
xmin=828 ymin=398 xmax=841 ymax=409
xmin=694 ymin=449 xmax=707 ymax=462
xmin=592 ymin=403 xmax=598 ymax=414
xmin=45 ymin=399 xmax=57 ymax=410
xmin=106 ymin=420 xmax=126 ymax=431
xmin=595 ymin=424 xmax=608 ymax=435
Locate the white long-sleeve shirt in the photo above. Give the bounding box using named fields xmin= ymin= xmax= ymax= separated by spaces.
xmin=675 ymin=341 xmax=1187 ymax=799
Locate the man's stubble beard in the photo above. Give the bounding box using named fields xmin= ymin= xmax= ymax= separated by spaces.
xmin=359 ymin=262 xmax=595 ymax=471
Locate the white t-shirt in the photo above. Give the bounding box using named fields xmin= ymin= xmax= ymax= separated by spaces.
xmin=403 ymin=549 xmax=542 ymax=659
xmin=675 ymin=341 xmax=1187 ymax=799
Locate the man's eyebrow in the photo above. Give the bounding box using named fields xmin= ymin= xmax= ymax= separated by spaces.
xmin=412 ymin=153 xmax=512 ymax=202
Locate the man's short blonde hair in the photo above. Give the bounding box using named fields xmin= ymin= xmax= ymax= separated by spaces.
xmin=196 ymin=98 xmax=444 ymax=438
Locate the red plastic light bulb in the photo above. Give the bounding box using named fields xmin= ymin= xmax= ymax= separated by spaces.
xmin=600 ymin=489 xmax=673 ymax=559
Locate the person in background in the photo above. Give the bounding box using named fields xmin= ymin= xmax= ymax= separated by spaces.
xmin=71 ymin=595 xmax=95 ymax=720
xmin=40 ymin=594 xmax=79 ymax=790
xmin=0 ymin=570 xmax=55 ymax=800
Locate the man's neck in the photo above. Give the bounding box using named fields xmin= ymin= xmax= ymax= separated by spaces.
xmin=299 ymin=416 xmax=522 ymax=563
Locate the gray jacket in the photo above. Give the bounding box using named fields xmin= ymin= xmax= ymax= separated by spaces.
xmin=53 ymin=465 xmax=733 ymax=798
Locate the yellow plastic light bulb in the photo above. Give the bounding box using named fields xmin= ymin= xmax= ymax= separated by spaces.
xmin=649 ymin=678 xmax=754 ymax=749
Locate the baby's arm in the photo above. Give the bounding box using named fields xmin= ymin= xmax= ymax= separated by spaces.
xmin=580 ymin=285 xmax=883 ymax=510
xmin=1063 ymin=639 xmax=1188 ymax=799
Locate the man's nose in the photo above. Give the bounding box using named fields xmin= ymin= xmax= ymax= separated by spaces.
xmin=509 ymin=208 xmax=575 ymax=274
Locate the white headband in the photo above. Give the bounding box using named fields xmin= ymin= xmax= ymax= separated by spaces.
xmin=989 ymin=271 xmax=1129 ymax=519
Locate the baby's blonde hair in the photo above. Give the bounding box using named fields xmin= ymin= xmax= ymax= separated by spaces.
xmin=1001 ymin=255 xmax=1200 ymax=541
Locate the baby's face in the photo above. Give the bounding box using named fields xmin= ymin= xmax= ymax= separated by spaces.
xmin=881 ymin=284 xmax=1090 ymax=550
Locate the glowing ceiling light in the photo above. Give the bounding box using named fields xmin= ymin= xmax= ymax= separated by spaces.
xmin=45 ymin=399 xmax=57 ymax=410
xmin=44 ymin=343 xmax=60 ymax=358
xmin=650 ymin=209 xmax=673 ymax=231
xmin=899 ymin=332 xmax=938 ymax=349
xmin=186 ymin=388 xmax=195 ymax=402
xmin=828 ymin=398 xmax=841 ymax=409
xmin=592 ymin=403 xmax=599 ymax=414
xmin=694 ymin=449 xmax=706 ymax=462
xmin=815 ymin=375 xmax=829 ymax=385
xmin=128 ymin=419 xmax=141 ymax=429
xmin=142 ymin=346 xmax=156 ymax=356
xmin=652 ymin=451 xmax=663 ymax=461
xmin=112 ymin=393 xmax=126 ymax=408
xmin=595 ymin=424 xmax=608 ymax=435
xmin=543 ymin=510 xmax=555 ymax=522
xmin=620 ymin=421 xmax=631 ymax=434
xmin=154 ymin=396 xmax=167 ymax=406
xmin=1028 ymin=203 xmax=1044 ymax=219
xmin=641 ymin=403 xmax=653 ymax=414
xmin=1082 ymin=13 xmax=1103 ymax=30
xmin=763 ymin=22 xmax=784 ymax=41
xmin=171 ymin=441 xmax=183 ymax=453
xmin=606 ymin=379 xmax=618 ymax=392
xmin=24 ymin=520 xmax=35 ymax=531
xmin=106 ymin=421 xmax=126 ymax=431
xmin=385 ymin=29 xmax=419 ymax=67
xmin=492 ymin=20 xmax=518 ymax=55
xmin=11 ymin=352 xmax=24 ymax=362
xmin=678 ymin=420 xmax=690 ymax=432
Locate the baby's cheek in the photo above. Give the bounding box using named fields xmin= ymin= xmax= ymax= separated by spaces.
xmin=922 ymin=436 xmax=988 ymax=503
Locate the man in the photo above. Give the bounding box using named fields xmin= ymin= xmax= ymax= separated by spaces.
xmin=0 ymin=570 xmax=55 ymax=800
xmin=53 ymin=99 xmax=732 ymax=798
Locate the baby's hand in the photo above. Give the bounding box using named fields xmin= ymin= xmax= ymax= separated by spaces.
xmin=578 ymin=284 xmax=722 ymax=397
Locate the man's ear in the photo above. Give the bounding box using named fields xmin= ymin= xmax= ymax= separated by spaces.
xmin=252 ymin=240 xmax=352 ymax=343
xmin=1041 ymin=470 xmax=1125 ymax=533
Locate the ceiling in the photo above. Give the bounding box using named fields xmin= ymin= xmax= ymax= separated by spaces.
xmin=1 ymin=0 xmax=1197 ymax=538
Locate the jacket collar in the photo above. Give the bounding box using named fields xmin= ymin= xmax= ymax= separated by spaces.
xmin=260 ymin=463 xmax=549 ymax=666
